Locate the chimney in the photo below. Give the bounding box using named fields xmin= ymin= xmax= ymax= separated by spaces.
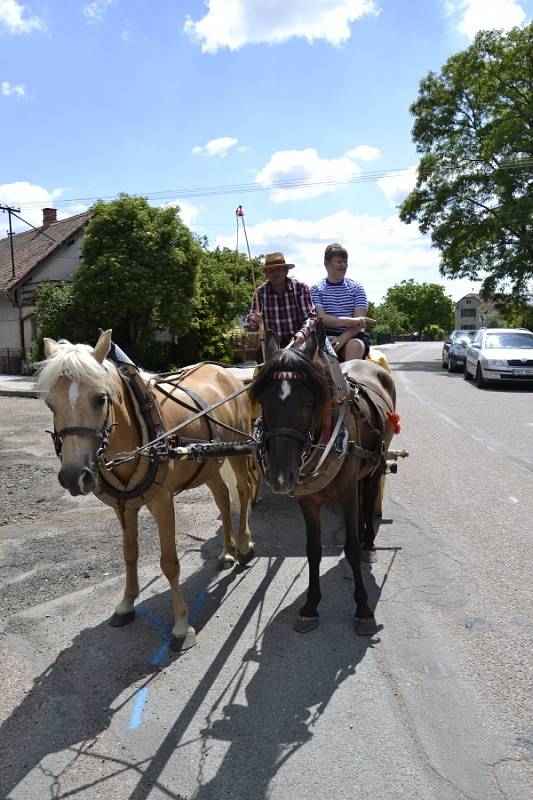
xmin=42 ymin=207 xmax=57 ymax=227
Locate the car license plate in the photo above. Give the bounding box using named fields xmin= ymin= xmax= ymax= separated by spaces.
xmin=511 ymin=368 xmax=533 ymax=376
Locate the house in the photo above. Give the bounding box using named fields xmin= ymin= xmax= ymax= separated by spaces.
xmin=454 ymin=293 xmax=491 ymax=331
xmin=0 ymin=208 xmax=92 ymax=373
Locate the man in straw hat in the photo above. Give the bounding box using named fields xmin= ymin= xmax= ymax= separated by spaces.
xmin=245 ymin=252 xmax=317 ymax=358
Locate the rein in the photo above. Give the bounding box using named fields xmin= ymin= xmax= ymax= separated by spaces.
xmin=102 ymin=371 xmax=257 ymax=470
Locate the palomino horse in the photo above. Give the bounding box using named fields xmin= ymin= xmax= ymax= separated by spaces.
xmin=251 ymin=330 xmax=396 ymax=636
xmin=38 ymin=329 xmax=254 ymax=649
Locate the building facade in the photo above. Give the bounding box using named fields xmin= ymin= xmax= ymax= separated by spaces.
xmin=0 ymin=208 xmax=91 ymax=372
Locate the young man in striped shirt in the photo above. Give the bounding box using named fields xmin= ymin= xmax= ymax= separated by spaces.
xmin=245 ymin=251 xmax=317 ymax=360
xmin=310 ymin=243 xmax=374 ymax=361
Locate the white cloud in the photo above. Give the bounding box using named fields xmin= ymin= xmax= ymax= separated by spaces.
xmin=377 ymin=166 xmax=417 ymax=208
xmin=83 ymin=0 xmax=116 ymax=24
xmin=214 ymin=207 xmax=478 ymax=302
xmin=192 ymin=136 xmax=239 ymax=158
xmin=0 ymin=0 xmax=45 ymax=33
xmin=160 ymin=199 xmax=201 ymax=228
xmin=1 ymin=80 xmax=26 ymax=97
xmin=345 ymin=144 xmax=381 ymax=161
xmin=0 ymin=182 xmax=64 ymax=231
xmin=256 ymin=147 xmax=365 ymax=202
xmin=444 ymin=0 xmax=527 ymax=38
xmin=184 ymin=0 xmax=379 ymax=53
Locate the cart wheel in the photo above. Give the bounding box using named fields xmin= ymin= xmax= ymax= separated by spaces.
xmin=248 ymin=455 xmax=261 ymax=505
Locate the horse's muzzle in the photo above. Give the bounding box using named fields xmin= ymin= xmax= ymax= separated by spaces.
xmin=58 ymin=465 xmax=96 ymax=496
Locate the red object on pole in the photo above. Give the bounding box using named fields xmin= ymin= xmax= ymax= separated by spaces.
xmin=236 ymin=205 xmax=244 ymax=217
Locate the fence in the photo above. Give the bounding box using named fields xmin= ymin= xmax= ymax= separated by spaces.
xmin=0 ymin=348 xmax=23 ymax=375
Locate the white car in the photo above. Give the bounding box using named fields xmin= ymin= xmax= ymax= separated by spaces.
xmin=464 ymin=328 xmax=533 ymax=387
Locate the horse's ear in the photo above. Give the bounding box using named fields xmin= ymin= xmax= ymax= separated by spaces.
xmin=316 ymin=319 xmax=327 ymax=352
xmin=93 ymin=329 xmax=112 ymax=364
xmin=300 ymin=331 xmax=318 ymax=359
xmin=44 ymin=338 xmax=58 ymax=358
xmin=264 ymin=330 xmax=280 ymax=361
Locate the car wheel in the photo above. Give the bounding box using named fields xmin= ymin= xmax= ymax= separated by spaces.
xmin=464 ymin=362 xmax=471 ymax=381
xmin=475 ymin=364 xmax=486 ymax=388
xmin=442 ymin=358 xmax=447 ymax=369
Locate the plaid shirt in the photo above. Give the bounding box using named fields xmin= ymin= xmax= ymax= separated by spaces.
xmin=246 ymin=277 xmax=317 ymax=345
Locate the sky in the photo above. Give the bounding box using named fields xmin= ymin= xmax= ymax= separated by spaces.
xmin=1 ymin=0 xmax=531 ymax=303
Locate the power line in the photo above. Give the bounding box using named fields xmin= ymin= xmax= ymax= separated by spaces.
xmin=8 ymin=157 xmax=533 ymax=211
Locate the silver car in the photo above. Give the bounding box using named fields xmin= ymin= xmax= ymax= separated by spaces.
xmin=464 ymin=328 xmax=533 ymax=387
xmin=442 ymin=329 xmax=477 ymax=372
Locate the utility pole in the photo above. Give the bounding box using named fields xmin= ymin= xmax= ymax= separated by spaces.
xmin=0 ymin=204 xmax=20 ymax=278
xmin=1 ymin=204 xmax=25 ymax=363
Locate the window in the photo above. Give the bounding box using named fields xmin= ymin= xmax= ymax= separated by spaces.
xmin=461 ymin=308 xmax=476 ymax=317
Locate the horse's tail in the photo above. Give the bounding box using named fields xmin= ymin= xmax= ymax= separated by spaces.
xmin=219 ymin=459 xmax=240 ymax=510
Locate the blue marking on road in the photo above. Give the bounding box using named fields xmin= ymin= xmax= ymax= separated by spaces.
xmin=127 ymin=590 xmax=209 ymax=730
xmin=128 ymin=687 xmax=148 ymax=731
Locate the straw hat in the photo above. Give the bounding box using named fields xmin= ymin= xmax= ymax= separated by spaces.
xmin=262 ymin=252 xmax=295 ymax=270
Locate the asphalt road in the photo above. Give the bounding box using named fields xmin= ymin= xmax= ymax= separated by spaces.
xmin=0 ymin=342 xmax=532 ymax=800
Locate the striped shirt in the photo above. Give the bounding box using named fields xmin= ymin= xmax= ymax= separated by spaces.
xmin=310 ymin=277 xmax=368 ymax=336
xmin=245 ymin=277 xmax=317 ymax=345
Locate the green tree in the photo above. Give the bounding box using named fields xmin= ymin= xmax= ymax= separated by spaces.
xmin=31 ymin=282 xmax=78 ymax=360
xmin=383 ymin=280 xmax=454 ymax=334
xmin=400 ymin=25 xmax=533 ymax=298
xmin=373 ymin=302 xmax=409 ymax=338
xmin=73 ymin=195 xmax=201 ymax=354
xmin=180 ymin=247 xmax=261 ymax=363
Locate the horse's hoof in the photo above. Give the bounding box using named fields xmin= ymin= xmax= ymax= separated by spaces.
xmin=293 ymin=615 xmax=319 ymax=633
xmin=218 ymin=554 xmax=236 ymax=570
xmin=354 ymin=616 xmax=378 ymax=637
xmin=108 ymin=610 xmax=136 ymax=627
xmin=170 ymin=627 xmax=197 ymax=652
xmin=361 ymin=549 xmax=378 ymax=563
xmin=237 ymin=546 xmax=255 ymax=566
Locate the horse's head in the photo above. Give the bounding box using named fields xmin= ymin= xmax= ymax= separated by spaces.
xmin=251 ymin=330 xmax=329 ymax=494
xmin=38 ymin=329 xmax=119 ymax=496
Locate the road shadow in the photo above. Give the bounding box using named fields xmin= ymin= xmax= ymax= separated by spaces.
xmin=386 ymin=358 xmax=443 ymax=374
xmin=0 ymin=490 xmax=392 ymax=799
xmin=128 ymin=559 xmax=384 ymax=800
xmin=0 ymin=554 xmax=247 ymax=800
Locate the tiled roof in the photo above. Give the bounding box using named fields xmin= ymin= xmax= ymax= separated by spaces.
xmin=0 ymin=211 xmax=92 ymax=293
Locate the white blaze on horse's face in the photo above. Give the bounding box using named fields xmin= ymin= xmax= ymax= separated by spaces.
xmin=68 ymin=380 xmax=80 ymax=411
xmin=279 ymin=380 xmax=291 ymax=402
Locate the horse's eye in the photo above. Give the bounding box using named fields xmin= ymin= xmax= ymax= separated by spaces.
xmin=94 ymin=394 xmax=107 ymax=407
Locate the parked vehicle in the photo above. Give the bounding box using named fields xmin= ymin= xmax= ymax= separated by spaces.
xmin=464 ymin=328 xmax=533 ymax=387
xmin=442 ymin=330 xmax=476 ymax=372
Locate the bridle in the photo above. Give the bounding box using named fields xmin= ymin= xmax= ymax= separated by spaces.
xmin=254 ymin=369 xmax=316 ymax=479
xmin=47 ymin=398 xmax=114 ymax=464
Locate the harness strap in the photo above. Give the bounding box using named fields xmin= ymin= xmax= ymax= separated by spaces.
xmin=264 ymin=427 xmax=308 ymax=443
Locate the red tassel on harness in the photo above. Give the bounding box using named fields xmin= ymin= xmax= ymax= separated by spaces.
xmin=388 ymin=412 xmax=401 ymax=434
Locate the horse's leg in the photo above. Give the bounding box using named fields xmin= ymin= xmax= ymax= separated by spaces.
xmin=109 ymin=505 xmax=140 ymax=627
xmin=228 ymin=455 xmax=255 ymax=565
xmin=294 ymin=496 xmax=323 ymax=633
xmin=360 ymin=473 xmax=382 ymax=563
xmin=148 ymin=493 xmax=196 ymax=649
xmin=206 ymin=470 xmax=238 ymax=569
xmin=343 ymin=480 xmax=378 ymax=636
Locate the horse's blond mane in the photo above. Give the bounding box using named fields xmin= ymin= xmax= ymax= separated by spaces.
xmin=36 ymin=341 xmax=120 ymax=401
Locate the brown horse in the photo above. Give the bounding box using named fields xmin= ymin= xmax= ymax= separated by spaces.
xmin=38 ymin=329 xmax=254 ymax=649
xmin=250 ymin=329 xmax=396 ymax=636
